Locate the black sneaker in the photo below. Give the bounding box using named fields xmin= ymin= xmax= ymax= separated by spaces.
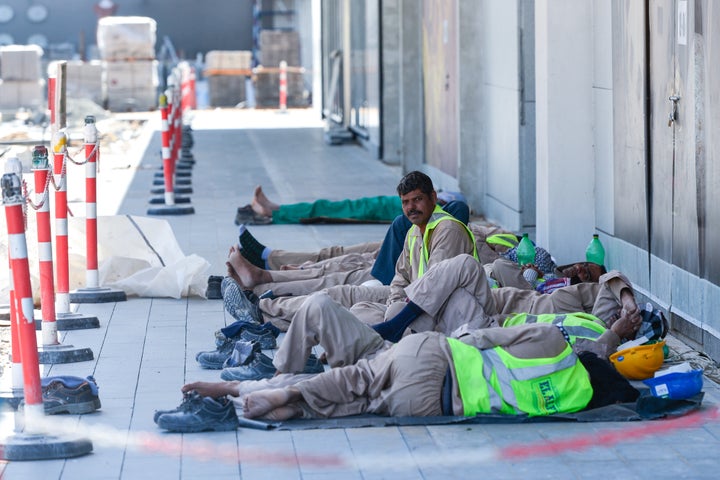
xmin=42 ymin=375 xmax=101 ymax=415
xmin=195 ymin=337 xmax=236 ymax=369
xmin=156 ymin=391 xmax=239 ymax=433
xmin=205 ymin=275 xmax=223 ymax=300
xmin=221 ymin=277 xmax=263 ymax=324
xmin=222 ymin=340 xmax=262 ymax=369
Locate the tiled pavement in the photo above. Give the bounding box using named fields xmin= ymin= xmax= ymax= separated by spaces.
xmin=1 ymin=108 xmax=719 ymax=479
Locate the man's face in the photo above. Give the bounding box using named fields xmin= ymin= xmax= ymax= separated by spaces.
xmin=561 ymin=262 xmax=604 ymax=284
xmin=400 ymin=188 xmax=437 ymax=227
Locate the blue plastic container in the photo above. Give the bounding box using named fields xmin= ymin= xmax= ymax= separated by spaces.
xmin=643 ymin=369 xmax=704 ymax=400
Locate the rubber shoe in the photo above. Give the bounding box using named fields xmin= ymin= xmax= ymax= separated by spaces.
xmin=42 ymin=375 xmax=101 ymax=415
xmin=304 ymin=354 xmax=326 ymax=374
xmin=205 ymin=275 xmax=223 ymax=300
xmin=156 ymin=392 xmax=239 ymax=433
xmin=221 ymin=277 xmax=263 ymax=324
xmin=220 ymin=352 xmax=277 ymax=381
xmin=216 ymin=323 xmax=278 ymax=350
xmin=222 ymin=340 xmax=262 ymax=369
xmin=153 ymin=391 xmax=195 ymax=424
xmin=195 ymin=337 xmax=236 ymax=369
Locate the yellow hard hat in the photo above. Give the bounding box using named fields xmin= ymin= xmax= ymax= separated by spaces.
xmin=609 ymin=341 xmax=666 ymax=380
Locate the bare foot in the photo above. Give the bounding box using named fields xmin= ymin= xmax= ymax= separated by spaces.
xmin=608 ymin=307 xmax=642 ymax=340
xmin=251 ymin=185 xmax=280 ymax=217
xmin=182 ymin=381 xmax=240 ymax=397
xmin=243 ymin=387 xmax=302 ymax=419
xmin=226 ymin=245 xmax=272 ymax=288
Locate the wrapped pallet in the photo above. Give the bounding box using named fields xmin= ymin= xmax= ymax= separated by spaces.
xmin=104 ymin=60 xmax=159 ymax=112
xmin=0 ymin=45 xmax=43 ymax=81
xmin=97 ymin=16 xmax=157 ymax=61
xmin=0 ymin=79 xmax=44 ymax=110
xmin=62 ymin=60 xmax=106 ymax=106
xmin=204 ymin=50 xmax=252 ymax=107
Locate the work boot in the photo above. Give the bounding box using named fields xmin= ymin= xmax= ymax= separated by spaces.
xmin=220 ymin=352 xmax=277 ymax=381
xmin=41 ymin=375 xmax=102 ymax=415
xmin=216 ymin=322 xmax=278 ymax=350
xmin=156 ymin=391 xmax=239 ymax=433
xmin=196 ymin=337 xmax=236 ymax=369
xmin=221 ymin=277 xmax=263 ymax=324
xmin=222 ymin=340 xmax=262 ymax=369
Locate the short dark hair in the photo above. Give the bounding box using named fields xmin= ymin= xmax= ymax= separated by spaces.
xmin=397 ymin=171 xmax=434 ymax=197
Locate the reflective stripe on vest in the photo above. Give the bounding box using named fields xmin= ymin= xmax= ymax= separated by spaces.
xmin=486 ymin=233 xmax=520 ymax=248
xmin=408 ymin=205 xmax=478 ymax=277
xmin=502 ymin=312 xmax=607 ymax=345
xmin=447 ymin=337 xmax=592 ymax=417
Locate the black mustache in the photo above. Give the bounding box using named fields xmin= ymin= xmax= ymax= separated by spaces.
xmin=407 ymin=210 xmax=422 ymax=216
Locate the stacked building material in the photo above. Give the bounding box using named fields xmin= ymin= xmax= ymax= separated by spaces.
xmin=254 ymin=31 xmax=306 ymax=108
xmin=0 ymin=45 xmax=44 ymax=111
xmin=97 ymin=16 xmax=158 ymax=111
xmin=204 ymin=50 xmax=252 ymax=107
xmin=63 ymin=60 xmax=105 ymax=106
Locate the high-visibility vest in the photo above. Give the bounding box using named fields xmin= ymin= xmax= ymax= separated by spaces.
xmin=408 ymin=205 xmax=478 ymax=277
xmin=486 ymin=233 xmax=520 ymax=249
xmin=502 ymin=312 xmax=608 ymax=345
xmin=447 ymin=337 xmax=593 ymax=417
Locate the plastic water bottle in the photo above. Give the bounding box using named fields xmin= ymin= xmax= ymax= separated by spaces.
xmin=586 ymin=234 xmax=605 ymax=266
xmin=516 ymin=233 xmax=536 ymax=266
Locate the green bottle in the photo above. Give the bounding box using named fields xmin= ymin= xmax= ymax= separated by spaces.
xmin=586 ymin=234 xmax=605 ymax=266
xmin=516 ymin=233 xmax=536 ymax=266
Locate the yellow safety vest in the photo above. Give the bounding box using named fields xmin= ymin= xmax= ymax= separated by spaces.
xmin=408 ymin=205 xmax=478 ymax=277
xmin=447 ymin=337 xmax=593 ymax=417
xmin=502 ymin=312 xmax=608 ymax=345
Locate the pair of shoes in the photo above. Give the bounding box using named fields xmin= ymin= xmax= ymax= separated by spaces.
xmin=221 ymin=277 xmax=263 ymax=324
xmin=223 ymin=339 xmax=262 ymax=369
xmin=217 ymin=321 xmax=278 ymax=350
xmin=234 ymin=204 xmax=272 ymax=226
xmin=220 ymin=353 xmax=325 ymax=381
xmin=155 ymin=391 xmax=239 ymax=433
xmin=41 ymin=375 xmax=101 ymax=415
xmin=205 ymin=275 xmax=223 ymax=300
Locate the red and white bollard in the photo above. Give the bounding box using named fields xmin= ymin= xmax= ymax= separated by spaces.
xmin=84 ymin=117 xmax=99 ymax=289
xmin=31 ymin=146 xmax=93 ymax=363
xmin=279 ymin=60 xmax=288 ymax=113
xmin=147 ymin=88 xmax=194 ymax=215
xmin=52 ymin=131 xmax=70 ymax=314
xmin=1 ymin=157 xmax=94 ymax=460
xmin=2 ymin=157 xmax=43 ymax=419
xmin=31 ymin=146 xmax=59 ymax=346
xmin=69 ymin=116 xmax=126 ymax=303
xmin=50 ymin=132 xmax=99 ymax=328
xmin=7 ymin=257 xmax=23 ymax=390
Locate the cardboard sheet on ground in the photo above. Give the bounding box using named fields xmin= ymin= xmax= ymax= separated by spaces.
xmin=0 ymin=214 xmax=209 ymax=302
xmin=236 ymin=391 xmax=705 ymax=431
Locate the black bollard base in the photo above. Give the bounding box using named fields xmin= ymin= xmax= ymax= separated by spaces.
xmin=154 ymin=170 xmax=192 ymax=178
xmin=147 ymin=204 xmax=195 ymax=216
xmin=35 ymin=312 xmax=100 ymax=331
xmin=148 ymin=195 xmax=192 ymax=205
xmin=70 ymin=287 xmax=127 ymax=304
xmin=153 ymin=177 xmax=191 ymax=186
xmin=151 ymin=186 xmax=193 ymax=195
xmin=37 ymin=344 xmax=94 ymax=364
xmin=0 ymin=432 xmax=93 ymax=461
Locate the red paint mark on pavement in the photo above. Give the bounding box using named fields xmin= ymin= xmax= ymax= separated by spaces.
xmin=501 ymin=407 xmax=720 ymax=460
